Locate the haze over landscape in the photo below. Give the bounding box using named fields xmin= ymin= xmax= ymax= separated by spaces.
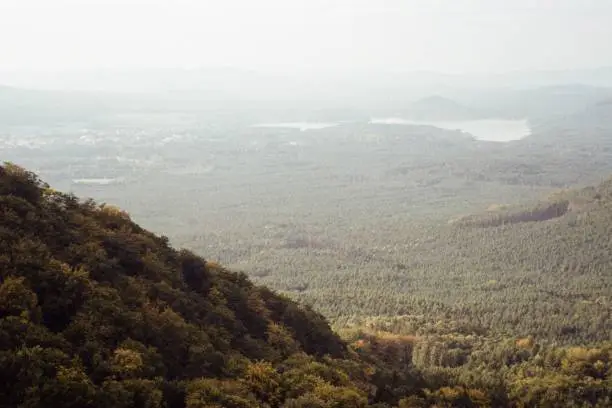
xmin=1 ymin=1 xmax=612 ymax=407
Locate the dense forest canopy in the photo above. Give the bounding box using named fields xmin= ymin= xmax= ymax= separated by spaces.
xmin=295 ymin=177 xmax=612 ymax=345
xmin=0 ymin=163 xmax=611 ymax=407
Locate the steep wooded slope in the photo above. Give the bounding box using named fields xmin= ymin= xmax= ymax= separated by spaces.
xmin=0 ymin=163 xmax=384 ymax=407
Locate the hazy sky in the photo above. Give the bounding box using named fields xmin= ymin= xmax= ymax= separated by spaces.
xmin=1 ymin=0 xmax=612 ymax=74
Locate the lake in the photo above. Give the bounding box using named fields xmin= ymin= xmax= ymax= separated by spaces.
xmin=369 ymin=118 xmax=531 ymax=142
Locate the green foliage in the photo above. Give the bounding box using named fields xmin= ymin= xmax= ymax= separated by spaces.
xmin=2 ymin=163 xmax=611 ymax=407
xmin=2 ymin=164 xmax=386 ymax=407
xmin=0 ymin=276 xmax=39 ymax=319
xmin=271 ymin=178 xmax=612 ymax=346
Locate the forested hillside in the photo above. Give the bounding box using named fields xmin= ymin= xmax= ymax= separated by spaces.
xmin=0 ymin=163 xmax=370 ymax=407
xmin=247 ymin=176 xmax=612 ymax=345
xmin=1 ymin=162 xmax=611 ymax=407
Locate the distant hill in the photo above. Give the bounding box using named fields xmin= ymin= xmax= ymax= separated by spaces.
xmin=462 ymin=84 xmax=612 ymax=121
xmin=0 ymin=86 xmax=119 ymax=125
xmin=0 ymin=68 xmax=320 ymax=102
xmin=0 ymin=84 xmax=365 ymax=126
xmin=404 ymin=95 xmax=484 ymax=120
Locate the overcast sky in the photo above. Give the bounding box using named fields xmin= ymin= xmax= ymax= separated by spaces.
xmin=1 ymin=0 xmax=611 ymax=74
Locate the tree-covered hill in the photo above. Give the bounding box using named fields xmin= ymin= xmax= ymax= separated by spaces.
xmin=0 ymin=163 xmax=384 ymax=407
xmin=1 ymin=162 xmax=611 ymax=408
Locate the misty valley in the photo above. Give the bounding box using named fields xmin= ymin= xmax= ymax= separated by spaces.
xmin=3 ymin=85 xmax=612 ymax=325
xmin=1 ymin=76 xmax=612 ymax=407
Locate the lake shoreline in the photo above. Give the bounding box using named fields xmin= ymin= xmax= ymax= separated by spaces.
xmin=252 ymin=118 xmax=531 ymax=142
